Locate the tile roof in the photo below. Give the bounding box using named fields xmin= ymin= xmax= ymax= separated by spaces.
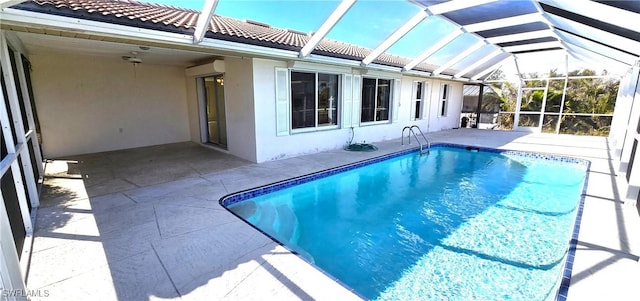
xmin=12 ymin=0 xmax=446 ymax=74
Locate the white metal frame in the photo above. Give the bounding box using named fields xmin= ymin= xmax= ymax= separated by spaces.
xmin=403 ymin=29 xmax=463 ymax=72
xmin=0 ymin=29 xmax=44 ymax=291
xmin=0 ymin=0 xmax=25 ymax=10
xmin=299 ymin=0 xmax=355 ymax=58
xmin=553 ymin=28 xmax=637 ymax=64
xmin=454 ymin=49 xmax=502 ymax=78
xmin=0 ymin=7 xmax=440 ymax=81
xmin=464 ymin=13 xmax=543 ymax=33
xmin=0 ymin=32 xmax=32 ymax=233
xmin=563 ymin=41 xmax=633 ymax=67
xmin=432 ymin=41 xmax=486 ymax=76
xmin=192 ymin=0 xmax=219 ymax=44
xmin=362 ymin=0 xmax=496 ymax=67
xmin=501 ymin=41 xmax=563 ymax=53
xmin=426 ymin=0 xmax=498 ymax=15
xmin=618 ymin=61 xmax=640 ymax=184
xmin=471 ymin=56 xmax=511 ymax=80
xmin=539 ymin=0 xmax=638 ymax=33
xmin=1 ymin=193 xmax=26 ymax=300
xmin=361 ymin=10 xmax=430 ymax=66
xmin=486 ymin=30 xmax=556 ymax=44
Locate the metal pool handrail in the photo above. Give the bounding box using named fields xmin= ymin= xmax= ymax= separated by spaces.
xmin=402 ymin=125 xmax=430 ymax=155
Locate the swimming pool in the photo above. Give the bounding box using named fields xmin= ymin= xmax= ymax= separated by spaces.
xmin=221 ymin=145 xmax=589 ymax=300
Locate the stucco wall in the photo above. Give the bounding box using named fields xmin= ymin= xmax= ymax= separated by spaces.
xmin=426 ymin=80 xmax=464 ymax=132
xmin=184 ymin=57 xmax=257 ymax=162
xmin=224 ymin=57 xmax=257 ymax=162
xmin=252 ymin=58 xmax=463 ymax=163
xmin=30 ymin=52 xmax=190 ymax=157
xmin=185 ymin=72 xmax=200 ymax=144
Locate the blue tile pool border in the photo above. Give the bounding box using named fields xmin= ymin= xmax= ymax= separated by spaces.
xmin=218 ymin=143 xmax=591 ymax=300
xmin=557 ymin=157 xmax=591 ymax=301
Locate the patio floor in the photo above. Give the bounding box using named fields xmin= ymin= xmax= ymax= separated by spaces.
xmin=28 ymin=129 xmax=640 ymax=300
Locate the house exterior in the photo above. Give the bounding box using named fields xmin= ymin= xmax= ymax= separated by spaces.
xmin=0 ymin=0 xmax=473 ymax=293
xmin=1 ymin=0 xmax=640 ymax=297
xmin=3 ymin=0 xmax=469 ymax=163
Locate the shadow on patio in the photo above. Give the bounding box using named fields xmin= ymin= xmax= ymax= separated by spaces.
xmin=28 ymin=142 xmax=362 ymax=300
xmin=25 ymin=130 xmax=640 ymax=300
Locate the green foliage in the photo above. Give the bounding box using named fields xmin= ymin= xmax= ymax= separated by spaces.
xmin=563 ymin=76 xmax=618 ymax=115
xmin=519 ymin=90 xmax=545 ymax=111
xmin=559 ymin=116 xmax=613 ymax=136
xmin=490 ymin=68 xmax=620 ymax=136
xmin=497 ymin=113 xmax=514 ymax=130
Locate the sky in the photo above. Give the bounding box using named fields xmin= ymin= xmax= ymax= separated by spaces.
xmin=146 ymin=0 xmax=480 ymax=62
xmin=150 ymin=0 xmax=426 ymax=55
xmin=144 ymin=0 xmax=628 ymax=77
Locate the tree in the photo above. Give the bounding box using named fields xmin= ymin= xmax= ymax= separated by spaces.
xmin=490 ymin=68 xmax=620 ymax=135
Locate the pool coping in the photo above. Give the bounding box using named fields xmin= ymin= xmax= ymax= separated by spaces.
xmin=218 ymin=143 xmax=591 ymax=300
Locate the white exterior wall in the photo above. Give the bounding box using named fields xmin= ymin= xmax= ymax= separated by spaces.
xmin=252 ymin=58 xmax=463 ymax=163
xmin=426 ymin=80 xmax=464 ymax=132
xmin=185 ymin=72 xmax=200 ymax=144
xmin=184 ymin=57 xmax=257 ymax=162
xmin=224 ymin=57 xmax=257 ymax=162
xmin=30 ymin=52 xmax=190 ymax=157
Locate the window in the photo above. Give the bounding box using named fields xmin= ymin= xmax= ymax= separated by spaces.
xmin=361 ymin=78 xmax=391 ymax=123
xmin=413 ymin=81 xmax=424 ymax=120
xmin=440 ymin=83 xmax=449 ymax=117
xmin=291 ymin=71 xmax=339 ymax=130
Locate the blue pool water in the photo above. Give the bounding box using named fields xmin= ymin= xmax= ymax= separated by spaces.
xmin=224 ymin=146 xmax=588 ymax=300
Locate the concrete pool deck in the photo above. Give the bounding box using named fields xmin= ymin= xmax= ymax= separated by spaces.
xmin=28 ymin=129 xmax=640 ymax=300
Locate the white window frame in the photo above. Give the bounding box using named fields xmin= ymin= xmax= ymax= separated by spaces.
xmin=360 ymin=77 xmax=394 ymax=125
xmin=412 ymin=81 xmax=429 ymax=120
xmin=439 ymin=83 xmax=450 ymax=117
xmin=289 ymin=70 xmax=341 ymax=134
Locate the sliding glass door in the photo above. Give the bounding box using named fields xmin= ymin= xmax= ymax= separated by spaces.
xmin=202 ymin=75 xmax=227 ymax=148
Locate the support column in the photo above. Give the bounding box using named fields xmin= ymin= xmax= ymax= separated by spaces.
xmin=620 ymin=61 xmax=640 ymax=206
xmin=0 ymin=29 xmax=27 ymax=297
xmin=610 ymin=62 xmax=640 ymax=159
xmin=619 ymin=62 xmax=640 ymax=174
xmin=1 ymin=194 xmax=27 ymax=298
xmin=475 ymin=84 xmax=484 ymax=128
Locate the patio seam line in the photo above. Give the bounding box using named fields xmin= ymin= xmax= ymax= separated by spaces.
xmin=34 ymin=209 xmax=93 ymax=232
xmin=29 ymin=245 xmax=140 ymax=289
xmin=122 ymin=192 xmax=139 ymax=204
xmin=221 ymin=242 xmax=278 ymax=299
xmin=156 ymin=219 xmax=238 ymax=240
xmin=118 ymin=176 xmax=141 ymax=189
xmin=198 ymin=174 xmax=220 ymax=185
xmin=27 ymin=269 xmax=82 ymax=290
xmin=219 ymin=178 xmax=231 ymax=195
xmin=153 ymin=205 xmax=163 ymax=239
xmin=220 ymin=259 xmax=268 ymax=299
xmin=29 ymin=233 xmax=160 ymax=289
xmin=150 ymin=244 xmax=182 ymax=298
